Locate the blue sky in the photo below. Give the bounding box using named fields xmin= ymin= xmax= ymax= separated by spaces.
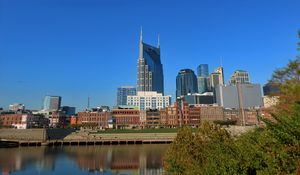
xmin=0 ymin=0 xmax=299 ymax=111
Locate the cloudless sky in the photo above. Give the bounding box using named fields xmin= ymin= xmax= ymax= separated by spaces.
xmin=0 ymin=0 xmax=300 ymax=111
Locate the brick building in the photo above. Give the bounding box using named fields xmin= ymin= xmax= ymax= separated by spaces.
xmin=77 ymin=111 xmax=111 ymax=129
xmin=111 ymin=108 xmax=140 ymax=129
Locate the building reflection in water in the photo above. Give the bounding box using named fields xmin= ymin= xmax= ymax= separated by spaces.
xmin=0 ymin=144 xmax=168 ymax=175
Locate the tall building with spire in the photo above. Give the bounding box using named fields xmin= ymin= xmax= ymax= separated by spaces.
xmin=137 ymin=29 xmax=164 ymax=94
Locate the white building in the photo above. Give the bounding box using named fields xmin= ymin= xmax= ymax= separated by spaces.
xmin=9 ymin=103 xmax=25 ymax=111
xmin=263 ymin=96 xmax=279 ymax=108
xmin=127 ymin=91 xmax=171 ymax=111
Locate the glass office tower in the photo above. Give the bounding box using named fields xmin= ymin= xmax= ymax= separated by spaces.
xmin=176 ymin=69 xmax=198 ymax=98
xmin=137 ymin=30 xmax=164 ymax=94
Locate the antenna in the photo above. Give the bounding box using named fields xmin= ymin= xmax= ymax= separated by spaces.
xmin=87 ymin=96 xmax=90 ymax=110
xmin=157 ymin=34 xmax=160 ymax=48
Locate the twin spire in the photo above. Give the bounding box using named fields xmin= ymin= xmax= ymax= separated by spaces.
xmin=140 ymin=27 xmax=160 ymax=48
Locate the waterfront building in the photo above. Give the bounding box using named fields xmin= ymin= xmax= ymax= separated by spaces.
xmin=117 ymin=86 xmax=136 ymax=106
xmin=111 ymin=106 xmax=140 ymax=129
xmin=145 ymin=109 xmax=160 ymax=128
xmin=0 ymin=113 xmax=49 ymax=129
xmin=176 ymin=69 xmax=198 ymax=98
xmin=43 ymin=95 xmax=61 ymax=111
xmin=9 ymin=103 xmax=25 ymax=112
xmin=137 ymin=30 xmax=164 ymax=94
xmin=215 ymin=84 xmax=263 ymax=109
xmin=77 ymin=111 xmax=111 ymax=129
xmin=229 ymin=70 xmax=250 ymax=85
xmin=127 ymin=91 xmax=171 ymax=111
xmin=160 ymin=103 xmax=179 ymax=128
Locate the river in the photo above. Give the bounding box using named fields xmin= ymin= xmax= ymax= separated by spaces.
xmin=0 ymin=144 xmax=169 ymax=175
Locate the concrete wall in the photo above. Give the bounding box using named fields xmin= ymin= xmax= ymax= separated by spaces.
xmin=0 ymin=129 xmax=46 ymax=141
xmin=0 ymin=128 xmax=75 ymax=141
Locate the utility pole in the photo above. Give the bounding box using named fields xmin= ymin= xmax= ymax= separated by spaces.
xmin=237 ymin=83 xmax=246 ymax=126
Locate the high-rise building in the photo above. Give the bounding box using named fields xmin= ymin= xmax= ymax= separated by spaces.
xmin=176 ymin=69 xmax=198 ymax=98
xmin=197 ymin=77 xmax=209 ymax=93
xmin=127 ymin=91 xmax=171 ymax=111
xmin=197 ymin=64 xmax=209 ymax=77
xmin=229 ymin=70 xmax=250 ymax=85
xmin=43 ymin=96 xmax=61 ymax=111
xmin=197 ymin=64 xmax=209 ymax=94
xmin=137 ymin=29 xmax=164 ymax=94
xmin=117 ymin=86 xmax=136 ymax=106
xmin=215 ymin=66 xmax=224 ymax=85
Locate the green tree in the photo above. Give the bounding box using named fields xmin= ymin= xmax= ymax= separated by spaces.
xmin=164 ymin=30 xmax=300 ymax=174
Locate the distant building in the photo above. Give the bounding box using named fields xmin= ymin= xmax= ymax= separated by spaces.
xmin=229 ymin=70 xmax=250 ymax=85
xmin=137 ymin=30 xmax=164 ymax=94
xmin=197 ymin=64 xmax=209 ymax=77
xmin=263 ymin=82 xmax=280 ymax=96
xmin=215 ymin=84 xmax=263 ymax=109
xmin=61 ymin=106 xmax=76 ymax=115
xmin=263 ymin=96 xmax=279 ymax=108
xmin=9 ymin=103 xmax=25 ymax=112
xmin=117 ymin=86 xmax=136 ymax=106
xmin=176 ymin=69 xmax=198 ymax=98
xmin=127 ymin=91 xmax=171 ymax=111
xmin=214 ymin=66 xmax=224 ymax=85
xmin=43 ymin=96 xmax=61 ymax=111
xmin=197 ymin=77 xmax=209 ymax=94
xmin=183 ymin=93 xmax=214 ymax=105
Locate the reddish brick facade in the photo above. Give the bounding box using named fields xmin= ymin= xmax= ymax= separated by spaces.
xmin=111 ymin=109 xmax=140 ymax=129
xmin=77 ymin=111 xmax=110 ymax=129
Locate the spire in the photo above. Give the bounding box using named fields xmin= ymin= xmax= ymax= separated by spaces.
xmin=157 ymin=34 xmax=160 ymax=48
xmin=139 ymin=27 xmax=143 ymax=59
xmin=140 ymin=26 xmax=143 ymax=43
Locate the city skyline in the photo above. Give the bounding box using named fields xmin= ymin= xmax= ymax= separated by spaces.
xmin=1 ymin=0 xmax=300 ymax=110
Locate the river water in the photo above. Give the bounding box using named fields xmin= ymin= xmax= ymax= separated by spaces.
xmin=0 ymin=144 xmax=169 ymax=175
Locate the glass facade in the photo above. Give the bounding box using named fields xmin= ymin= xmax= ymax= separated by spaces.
xmin=197 ymin=64 xmax=209 ymax=77
xmin=117 ymin=86 xmax=136 ymax=106
xmin=43 ymin=96 xmax=61 ymax=111
xmin=197 ymin=77 xmax=208 ymax=94
xmin=137 ymin=38 xmax=164 ymax=94
xmin=176 ymin=69 xmax=198 ymax=98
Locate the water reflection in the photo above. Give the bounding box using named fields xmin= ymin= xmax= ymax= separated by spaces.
xmin=0 ymin=144 xmax=168 ymax=175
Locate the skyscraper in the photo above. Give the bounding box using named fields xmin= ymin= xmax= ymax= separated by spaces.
xmin=137 ymin=29 xmax=164 ymax=94
xmin=176 ymin=69 xmax=198 ymax=98
xmin=117 ymin=86 xmax=137 ymax=106
xmin=43 ymin=95 xmax=61 ymax=111
xmin=229 ymin=70 xmax=250 ymax=85
xmin=197 ymin=64 xmax=209 ymax=77
xmin=214 ymin=66 xmax=224 ymax=85
xmin=197 ymin=64 xmax=209 ymax=93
